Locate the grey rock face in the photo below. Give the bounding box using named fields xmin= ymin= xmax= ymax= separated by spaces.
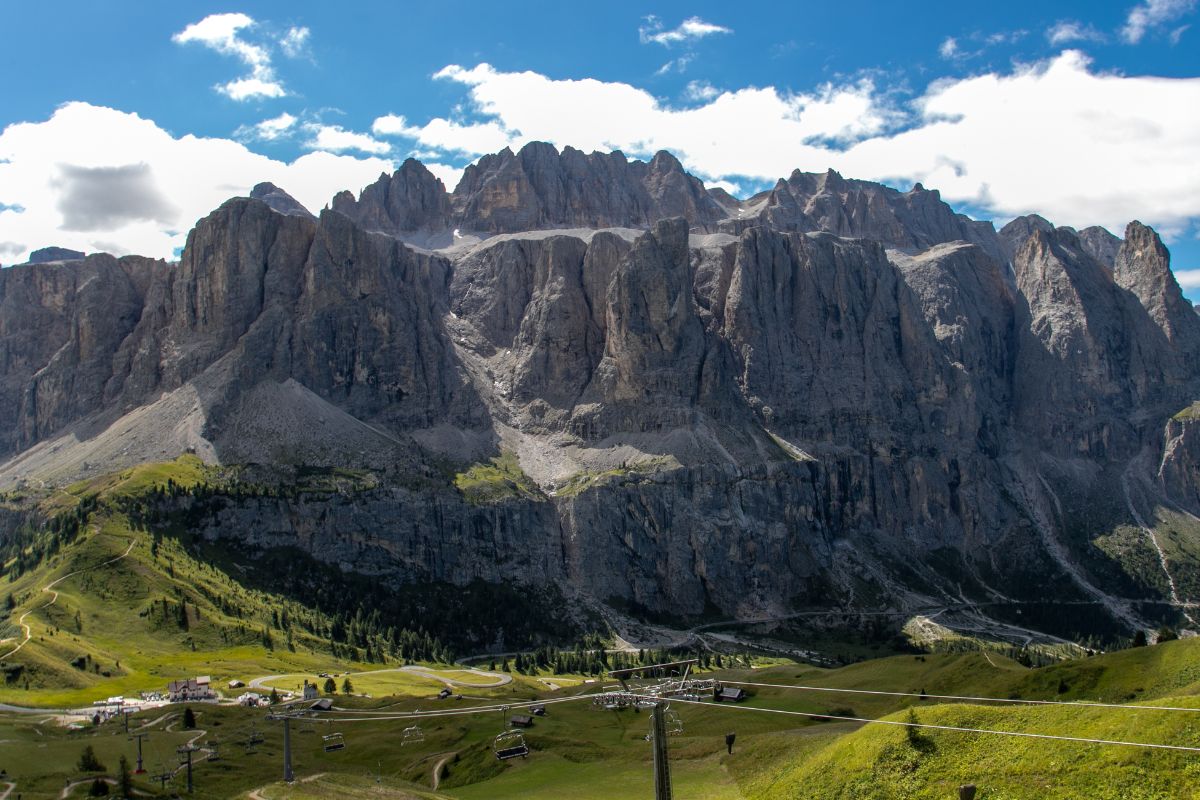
xmin=333 ymin=143 xmax=727 ymax=237
xmin=1077 ymin=225 xmax=1122 ymax=268
xmin=1010 ymin=225 xmax=1191 ymax=460
xmin=742 ymin=172 xmax=1005 ymax=264
xmin=1115 ymin=221 xmax=1200 ymax=356
xmin=0 ymin=252 xmax=158 ymax=453
xmin=999 ymin=214 xmax=1055 ymax=264
xmin=1159 ymin=413 xmax=1200 ymax=516
xmin=332 ymin=159 xmax=452 ymax=234
xmin=2 ymin=147 xmax=1199 ymax=627
xmin=249 ymin=182 xmax=313 ymax=217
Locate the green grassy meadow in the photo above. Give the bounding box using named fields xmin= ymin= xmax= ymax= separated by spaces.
xmin=5 ymin=457 xmax=1200 ymax=797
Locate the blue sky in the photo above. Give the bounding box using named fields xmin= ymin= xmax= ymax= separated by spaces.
xmin=1 ymin=0 xmax=1198 ymax=299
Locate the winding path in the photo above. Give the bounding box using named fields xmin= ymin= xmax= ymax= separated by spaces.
xmin=431 ymin=753 xmax=454 ymax=790
xmin=1 ymin=538 xmax=136 ymax=660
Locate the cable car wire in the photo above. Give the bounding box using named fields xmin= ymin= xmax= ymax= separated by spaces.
xmin=628 ymin=694 xmax=1200 ymax=753
xmin=722 ymin=680 xmax=1200 ymax=714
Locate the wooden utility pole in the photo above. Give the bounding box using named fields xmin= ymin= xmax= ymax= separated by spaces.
xmin=651 ymin=702 xmax=673 ymax=800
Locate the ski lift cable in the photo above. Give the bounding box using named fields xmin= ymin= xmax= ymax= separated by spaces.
xmin=330 ymin=693 xmax=591 ymax=716
xmin=322 ymin=693 xmax=592 ymax=717
xmin=322 ymin=694 xmax=595 ymax=723
xmin=723 ymin=680 xmax=1200 ymax=714
xmin=626 ymin=693 xmax=1200 ymax=754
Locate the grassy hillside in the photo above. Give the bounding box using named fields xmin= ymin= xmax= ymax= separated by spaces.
xmin=0 ymin=456 xmax=458 ymax=706
xmin=5 ymin=456 xmax=1200 ymax=796
xmin=4 ymin=640 xmax=1200 ymax=798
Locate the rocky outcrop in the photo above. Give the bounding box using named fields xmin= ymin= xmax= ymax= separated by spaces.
xmin=332 ymin=143 xmax=729 ymax=237
xmin=1115 ymin=221 xmax=1200 ymax=357
xmin=1000 ymin=217 xmax=1124 ymax=273
xmin=1077 ymin=225 xmax=1122 ymax=268
xmin=999 ymin=214 xmax=1054 ymax=264
xmin=249 ymin=182 xmax=313 ymax=217
xmin=0 ymin=252 xmax=163 ymax=454
xmin=25 ymin=246 xmax=86 ymax=264
xmin=741 ymin=171 xmax=1004 ymax=263
xmin=1009 ymin=225 xmax=1190 ymax=459
xmin=1159 ymin=409 xmax=1200 ymax=516
xmin=332 ymin=159 xmax=452 ymax=234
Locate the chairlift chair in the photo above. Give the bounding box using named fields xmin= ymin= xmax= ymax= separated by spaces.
xmin=323 ymin=732 xmax=346 ymax=752
xmin=649 ymin=708 xmax=684 ymax=737
xmin=401 ymin=725 xmax=425 ymax=745
xmin=493 ymin=730 xmax=529 ymax=760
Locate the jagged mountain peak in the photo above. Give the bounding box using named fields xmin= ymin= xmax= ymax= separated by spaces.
xmin=1116 ymin=220 xmax=1200 ymax=350
xmin=999 ymin=213 xmax=1127 ymax=270
xmin=4 ymin=145 xmax=1197 ymax=629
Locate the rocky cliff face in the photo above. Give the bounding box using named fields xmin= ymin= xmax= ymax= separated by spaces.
xmin=2 ymin=145 xmax=1198 ymax=633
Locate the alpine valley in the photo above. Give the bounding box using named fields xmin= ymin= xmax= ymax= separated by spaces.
xmin=4 ymin=141 xmax=1200 ymax=798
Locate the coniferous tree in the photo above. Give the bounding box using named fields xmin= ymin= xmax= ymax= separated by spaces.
xmin=78 ymin=744 xmax=106 ymax=771
xmin=118 ymin=755 xmax=132 ymax=798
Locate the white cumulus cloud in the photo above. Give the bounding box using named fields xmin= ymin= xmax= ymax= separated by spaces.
xmin=639 ymin=15 xmax=732 ymax=46
xmin=0 ymin=103 xmax=390 ymax=263
xmin=1174 ymin=269 xmax=1200 ymax=289
xmin=1047 ymin=20 xmax=1107 ymax=45
xmin=1122 ymin=0 xmax=1197 ymax=43
xmin=303 ymin=124 xmax=390 ymax=155
xmin=173 ymin=12 xmax=287 ymax=100
xmin=238 ymin=112 xmax=298 ymax=142
xmin=372 ymin=113 xmax=513 ymax=156
xmin=402 ymin=53 xmax=1200 ymax=238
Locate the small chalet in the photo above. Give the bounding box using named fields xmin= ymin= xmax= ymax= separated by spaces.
xmin=509 ymin=714 xmax=534 ymax=728
xmin=310 ymin=698 xmax=333 ymax=712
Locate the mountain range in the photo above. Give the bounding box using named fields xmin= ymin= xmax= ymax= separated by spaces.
xmin=2 ymin=142 xmax=1198 ymax=642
